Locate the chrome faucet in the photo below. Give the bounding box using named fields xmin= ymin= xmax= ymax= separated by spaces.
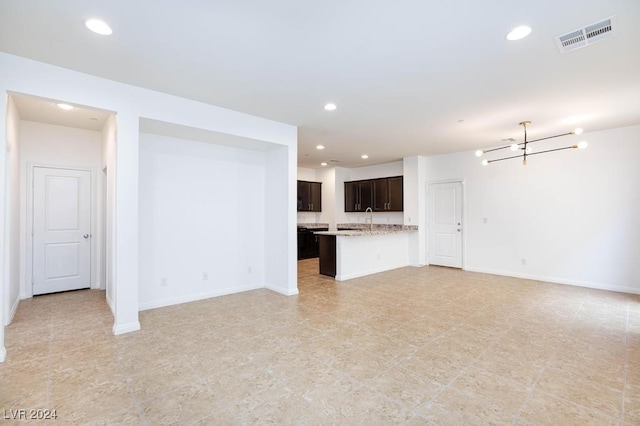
xmin=365 ymin=207 xmax=373 ymax=232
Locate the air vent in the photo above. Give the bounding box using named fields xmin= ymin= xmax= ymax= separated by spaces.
xmin=555 ymin=16 xmax=616 ymax=53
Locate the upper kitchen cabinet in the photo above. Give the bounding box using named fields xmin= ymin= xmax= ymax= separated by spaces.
xmin=346 ymin=176 xmax=403 ymax=212
xmin=297 ymin=180 xmax=322 ymax=212
xmin=344 ymin=180 xmax=373 ymax=212
xmin=373 ymin=176 xmax=403 ymax=211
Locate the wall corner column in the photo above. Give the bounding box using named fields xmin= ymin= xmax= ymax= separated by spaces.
xmin=112 ymin=113 xmax=140 ymax=335
xmin=403 ymin=156 xmax=427 ymax=266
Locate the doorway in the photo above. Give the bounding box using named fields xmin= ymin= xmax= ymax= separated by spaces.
xmin=31 ymin=166 xmax=92 ymax=295
xmin=428 ymin=181 xmax=464 ymax=268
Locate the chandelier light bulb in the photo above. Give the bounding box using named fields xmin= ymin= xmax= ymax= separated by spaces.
xmin=473 ymin=120 xmax=586 ymax=166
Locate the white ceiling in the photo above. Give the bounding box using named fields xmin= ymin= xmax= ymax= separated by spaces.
xmin=10 ymin=93 xmax=111 ymax=131
xmin=1 ymin=0 xmax=639 ymax=168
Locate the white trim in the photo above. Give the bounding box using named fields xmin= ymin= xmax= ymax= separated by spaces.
xmin=8 ymin=296 xmax=19 ymax=324
xmin=465 ymin=266 xmax=640 ymax=295
xmin=336 ymin=261 xmax=410 ymax=281
xmin=265 ymin=283 xmax=299 ymax=296
xmin=25 ymin=163 xmax=97 ymax=298
xmin=138 ymin=283 xmax=265 ymax=311
xmin=426 ymin=178 xmax=466 ymax=269
xmin=0 ymin=346 xmax=6 ymax=363
xmin=106 ymin=292 xmax=114 ymax=316
xmin=112 ymin=321 xmax=141 ymax=335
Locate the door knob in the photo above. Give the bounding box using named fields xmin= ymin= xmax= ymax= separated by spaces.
xmin=83 ymin=234 xmax=89 ymax=239
xmin=457 ymin=228 xmax=461 ymax=232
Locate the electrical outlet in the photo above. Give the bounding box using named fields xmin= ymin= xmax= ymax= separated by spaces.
xmin=521 ymin=258 xmax=527 ymax=266
xmin=483 ymin=217 xmax=488 ymax=224
xmin=247 ymin=266 xmax=253 ymax=274
xmin=160 ymin=277 xmax=167 ymax=287
xmin=202 ymin=272 xmax=208 ymax=280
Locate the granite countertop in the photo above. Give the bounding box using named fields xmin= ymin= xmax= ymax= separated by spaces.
xmin=297 ymin=223 xmax=329 ymax=229
xmin=314 ymin=223 xmax=418 ymax=237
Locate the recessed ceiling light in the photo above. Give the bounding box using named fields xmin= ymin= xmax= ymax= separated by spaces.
xmin=85 ymin=19 xmax=113 ymax=36
xmin=324 ymin=103 xmax=337 ymax=111
xmin=57 ymin=103 xmax=74 ymax=110
xmin=321 ymin=162 xmax=328 ymax=166
xmin=316 ymin=145 xmax=325 ymax=150
xmin=506 ymin=26 xmax=532 ymax=41
xmin=361 ymin=154 xmax=369 ymax=159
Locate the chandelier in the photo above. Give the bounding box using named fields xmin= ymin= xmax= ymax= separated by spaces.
xmin=476 ymin=121 xmax=588 ymax=166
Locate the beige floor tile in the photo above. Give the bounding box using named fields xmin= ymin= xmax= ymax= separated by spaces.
xmin=535 ymin=365 xmax=623 ymax=418
xmin=517 ymin=391 xmax=619 ymax=425
xmin=424 ymin=387 xmax=516 ymax=425
xmin=399 ymin=346 xmax=475 ymax=385
xmin=126 ymin=359 xmax=199 ymax=403
xmin=140 ymin=382 xmax=217 ymax=425
xmin=448 ymin=366 xmax=530 ymax=416
xmin=326 ymin=347 xmax=394 ymax=382
xmin=322 ymin=386 xmax=416 ymax=423
xmin=365 ymin=365 xmax=442 ymax=409
xmin=2 ymin=265 xmax=638 ymax=423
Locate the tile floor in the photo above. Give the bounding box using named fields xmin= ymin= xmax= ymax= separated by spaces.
xmin=1 ymin=259 xmax=640 ymax=425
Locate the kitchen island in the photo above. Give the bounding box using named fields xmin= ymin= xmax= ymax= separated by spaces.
xmin=314 ymin=224 xmax=418 ymax=281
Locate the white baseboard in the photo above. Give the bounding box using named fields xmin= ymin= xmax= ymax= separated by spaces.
xmin=265 ymin=283 xmax=299 ymax=296
xmin=337 ymin=261 xmax=410 ymax=281
xmin=464 ymin=266 xmax=640 ymax=295
xmin=138 ymin=283 xmax=265 ymax=311
xmin=8 ymin=296 xmax=20 ymax=325
xmin=106 ymin=293 xmax=114 ymax=316
xmin=0 ymin=346 xmax=6 ymax=363
xmin=112 ymin=321 xmax=141 ymax=335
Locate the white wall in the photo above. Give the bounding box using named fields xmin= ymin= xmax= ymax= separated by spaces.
xmin=403 ymin=156 xmax=427 ymax=266
xmin=138 ymin=133 xmax=269 ymax=309
xmin=19 ymin=121 xmax=102 ymax=298
xmin=3 ymin=96 xmax=20 ymax=326
xmin=0 ymin=51 xmax=296 ymax=351
xmin=101 ymin=115 xmax=117 ymax=313
xmin=425 ymin=124 xmax=640 ymax=294
xmin=266 ymin=145 xmax=298 ymax=295
xmin=297 ymin=167 xmax=316 ymax=181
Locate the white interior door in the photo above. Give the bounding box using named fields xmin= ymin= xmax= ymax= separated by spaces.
xmin=428 ymin=182 xmax=463 ymax=268
xmin=32 ymin=167 xmax=91 ymax=295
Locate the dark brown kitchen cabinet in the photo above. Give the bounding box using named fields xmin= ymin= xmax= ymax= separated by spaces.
xmin=344 ymin=180 xmax=373 ymax=212
xmin=297 ymin=180 xmax=322 ymax=212
xmin=318 ymin=235 xmax=336 ymax=277
xmin=346 ymin=176 xmax=403 ymax=212
xmin=373 ymin=176 xmax=403 ymax=211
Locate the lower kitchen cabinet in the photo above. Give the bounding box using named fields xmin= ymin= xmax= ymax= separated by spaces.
xmin=297 ymin=227 xmax=328 ymax=260
xmin=318 ymin=235 xmax=336 ymax=277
